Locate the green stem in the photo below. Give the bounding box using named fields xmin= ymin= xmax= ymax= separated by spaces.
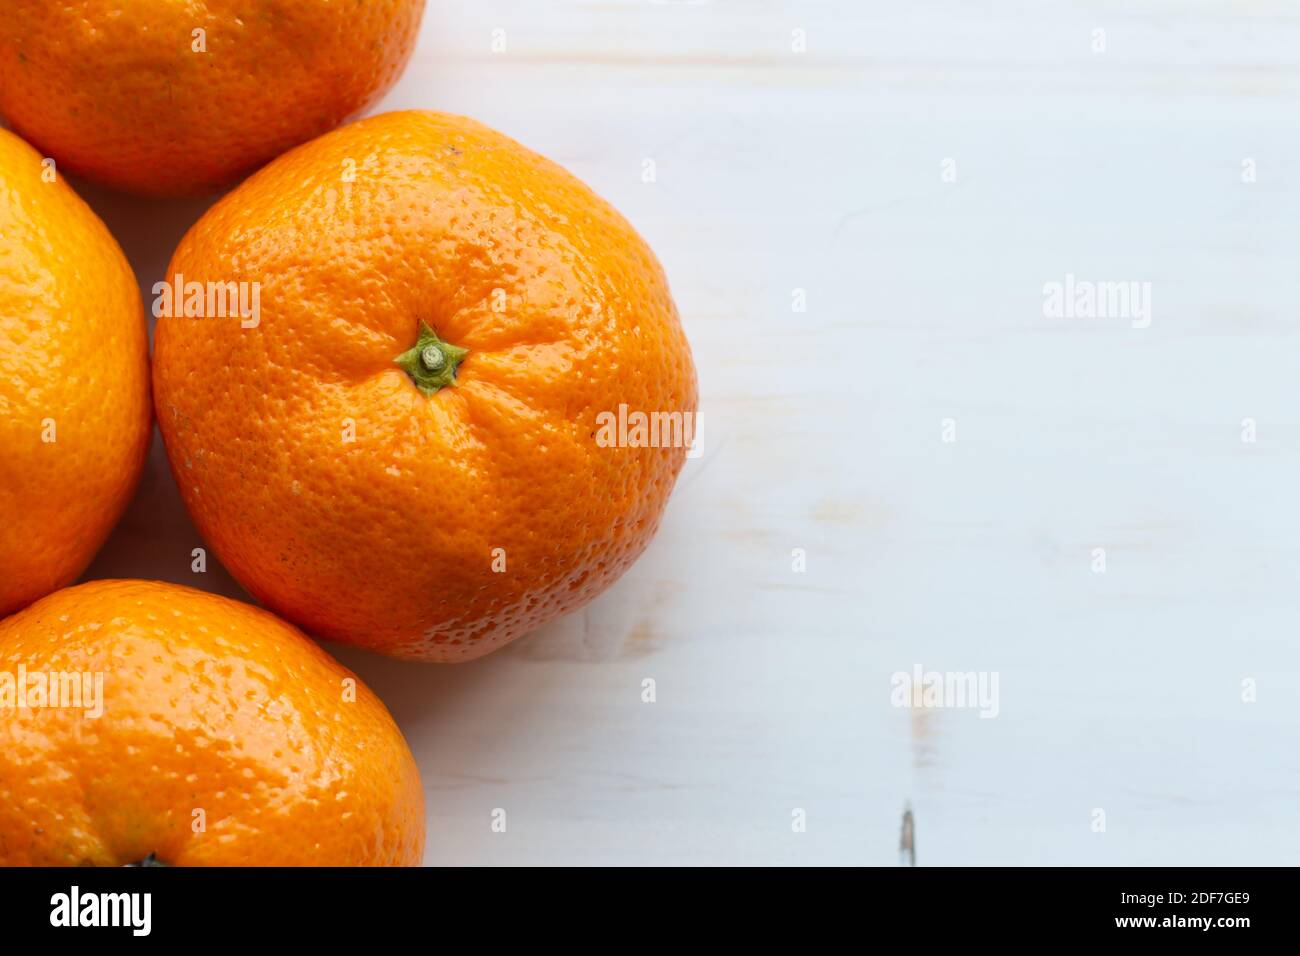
xmin=395 ymin=322 xmax=469 ymax=395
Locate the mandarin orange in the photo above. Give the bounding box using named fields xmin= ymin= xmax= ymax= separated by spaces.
xmin=0 ymin=579 xmax=425 ymax=865
xmin=0 ymin=0 xmax=426 ymax=195
xmin=0 ymin=128 xmax=151 ymax=618
xmin=152 ymin=110 xmax=698 ymax=661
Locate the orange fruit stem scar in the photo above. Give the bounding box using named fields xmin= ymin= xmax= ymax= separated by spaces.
xmin=395 ymin=322 xmax=469 ymax=395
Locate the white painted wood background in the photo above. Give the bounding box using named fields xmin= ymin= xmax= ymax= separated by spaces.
xmin=65 ymin=0 xmax=1300 ymax=864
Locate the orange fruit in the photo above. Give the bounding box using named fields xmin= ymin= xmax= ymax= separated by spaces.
xmin=153 ymin=110 xmax=698 ymax=662
xmin=0 ymin=1 xmax=426 ymax=196
xmin=0 ymin=579 xmax=425 ymax=866
xmin=0 ymin=129 xmax=151 ymax=619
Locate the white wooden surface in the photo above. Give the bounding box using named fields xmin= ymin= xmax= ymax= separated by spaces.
xmin=64 ymin=0 xmax=1300 ymax=864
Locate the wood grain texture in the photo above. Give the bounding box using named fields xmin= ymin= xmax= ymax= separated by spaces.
xmin=71 ymin=0 xmax=1300 ymax=864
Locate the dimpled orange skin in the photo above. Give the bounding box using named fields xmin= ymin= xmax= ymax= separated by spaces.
xmin=153 ymin=110 xmax=698 ymax=662
xmin=0 ymin=129 xmax=151 ymax=619
xmin=0 ymin=580 xmax=425 ymax=866
xmin=0 ymin=0 xmax=425 ymax=196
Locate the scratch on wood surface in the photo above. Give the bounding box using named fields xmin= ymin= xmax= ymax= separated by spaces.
xmin=900 ymin=802 xmax=916 ymax=866
xmin=507 ymin=582 xmax=677 ymax=661
xmin=910 ymin=706 xmax=938 ymax=770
